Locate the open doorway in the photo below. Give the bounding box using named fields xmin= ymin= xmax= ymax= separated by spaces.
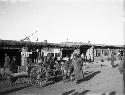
xmin=0 ymin=49 xmax=21 ymax=68
xmin=62 ymin=49 xmax=74 ymax=58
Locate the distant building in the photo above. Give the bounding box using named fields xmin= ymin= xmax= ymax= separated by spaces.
xmin=0 ymin=40 xmax=124 ymax=68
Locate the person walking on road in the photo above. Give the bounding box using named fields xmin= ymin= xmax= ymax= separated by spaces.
xmin=72 ymin=53 xmax=84 ymax=84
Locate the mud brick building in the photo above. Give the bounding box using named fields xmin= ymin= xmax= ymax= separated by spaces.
xmin=60 ymin=42 xmax=125 ymax=62
xmin=0 ymin=40 xmax=124 ymax=68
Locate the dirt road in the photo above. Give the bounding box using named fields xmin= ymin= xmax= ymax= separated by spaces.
xmin=0 ymin=62 xmax=124 ymax=95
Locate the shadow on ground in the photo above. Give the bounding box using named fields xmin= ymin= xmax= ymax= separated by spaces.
xmin=84 ymin=71 xmax=93 ymax=76
xmin=45 ymin=71 xmax=101 ymax=87
xmin=62 ymin=89 xmax=75 ymax=95
xmin=0 ymin=84 xmax=31 ymax=95
xmin=109 ymin=91 xmax=116 ymax=95
xmin=113 ymin=64 xmax=119 ymax=68
xmin=72 ymin=90 xmax=90 ymax=95
xmin=101 ymin=91 xmax=116 ymax=95
xmin=101 ymin=93 xmax=105 ymax=95
xmin=62 ymin=89 xmax=90 ymax=95
xmin=43 ymin=75 xmax=63 ymax=87
xmin=77 ymin=71 xmax=101 ymax=84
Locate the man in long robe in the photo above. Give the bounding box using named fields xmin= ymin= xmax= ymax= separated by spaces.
xmin=72 ymin=53 xmax=84 ymax=84
xmin=4 ymin=53 xmax=10 ymax=74
xmin=61 ymin=60 xmax=68 ymax=82
xmin=119 ymin=53 xmax=125 ymax=94
xmin=111 ymin=53 xmax=115 ymax=68
xmin=10 ymin=56 xmax=18 ymax=73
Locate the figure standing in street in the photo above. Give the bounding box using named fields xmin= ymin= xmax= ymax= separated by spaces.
xmin=4 ymin=53 xmax=10 ymax=74
xmin=111 ymin=53 xmax=115 ymax=68
xmin=88 ymin=54 xmax=91 ymax=63
xmin=72 ymin=53 xmax=84 ymax=84
xmin=118 ymin=53 xmax=125 ymax=94
xmin=68 ymin=60 xmax=74 ymax=81
xmin=123 ymin=55 xmax=125 ymax=94
xmin=10 ymin=56 xmax=18 ymax=73
xmin=61 ymin=60 xmax=68 ymax=82
xmin=118 ymin=52 xmax=122 ymax=60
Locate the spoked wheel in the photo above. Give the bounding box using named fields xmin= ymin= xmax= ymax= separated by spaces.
xmin=30 ymin=78 xmax=37 ymax=85
xmin=29 ymin=65 xmax=43 ymax=85
xmin=36 ymin=68 xmax=49 ymax=87
xmin=37 ymin=78 xmax=48 ymax=87
xmin=25 ymin=77 xmax=32 ymax=84
xmin=29 ymin=65 xmax=50 ymax=87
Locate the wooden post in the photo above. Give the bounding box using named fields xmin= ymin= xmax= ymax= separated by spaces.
xmin=21 ymin=47 xmax=28 ymax=72
xmin=21 ymin=47 xmax=28 ymax=66
xmin=92 ymin=46 xmax=94 ymax=62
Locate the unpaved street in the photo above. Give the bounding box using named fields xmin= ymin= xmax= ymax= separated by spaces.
xmin=0 ymin=62 xmax=124 ymax=95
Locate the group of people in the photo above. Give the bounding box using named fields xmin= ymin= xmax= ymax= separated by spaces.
xmin=110 ymin=52 xmax=123 ymax=68
xmin=4 ymin=53 xmax=18 ymax=74
xmin=67 ymin=53 xmax=84 ymax=84
xmin=36 ymin=53 xmax=85 ymax=84
xmin=3 ymin=51 xmax=125 ymax=91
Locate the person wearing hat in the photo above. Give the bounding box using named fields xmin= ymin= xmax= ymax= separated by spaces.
xmin=72 ymin=53 xmax=84 ymax=84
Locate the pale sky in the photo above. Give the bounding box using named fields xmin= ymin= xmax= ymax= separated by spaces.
xmin=0 ymin=0 xmax=124 ymax=45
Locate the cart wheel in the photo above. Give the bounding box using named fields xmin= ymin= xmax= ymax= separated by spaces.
xmin=39 ymin=78 xmax=48 ymax=87
xmin=26 ymin=77 xmax=31 ymax=84
xmin=30 ymin=78 xmax=37 ymax=85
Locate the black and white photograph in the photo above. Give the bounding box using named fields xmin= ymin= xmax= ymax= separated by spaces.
xmin=0 ymin=0 xmax=125 ymax=95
